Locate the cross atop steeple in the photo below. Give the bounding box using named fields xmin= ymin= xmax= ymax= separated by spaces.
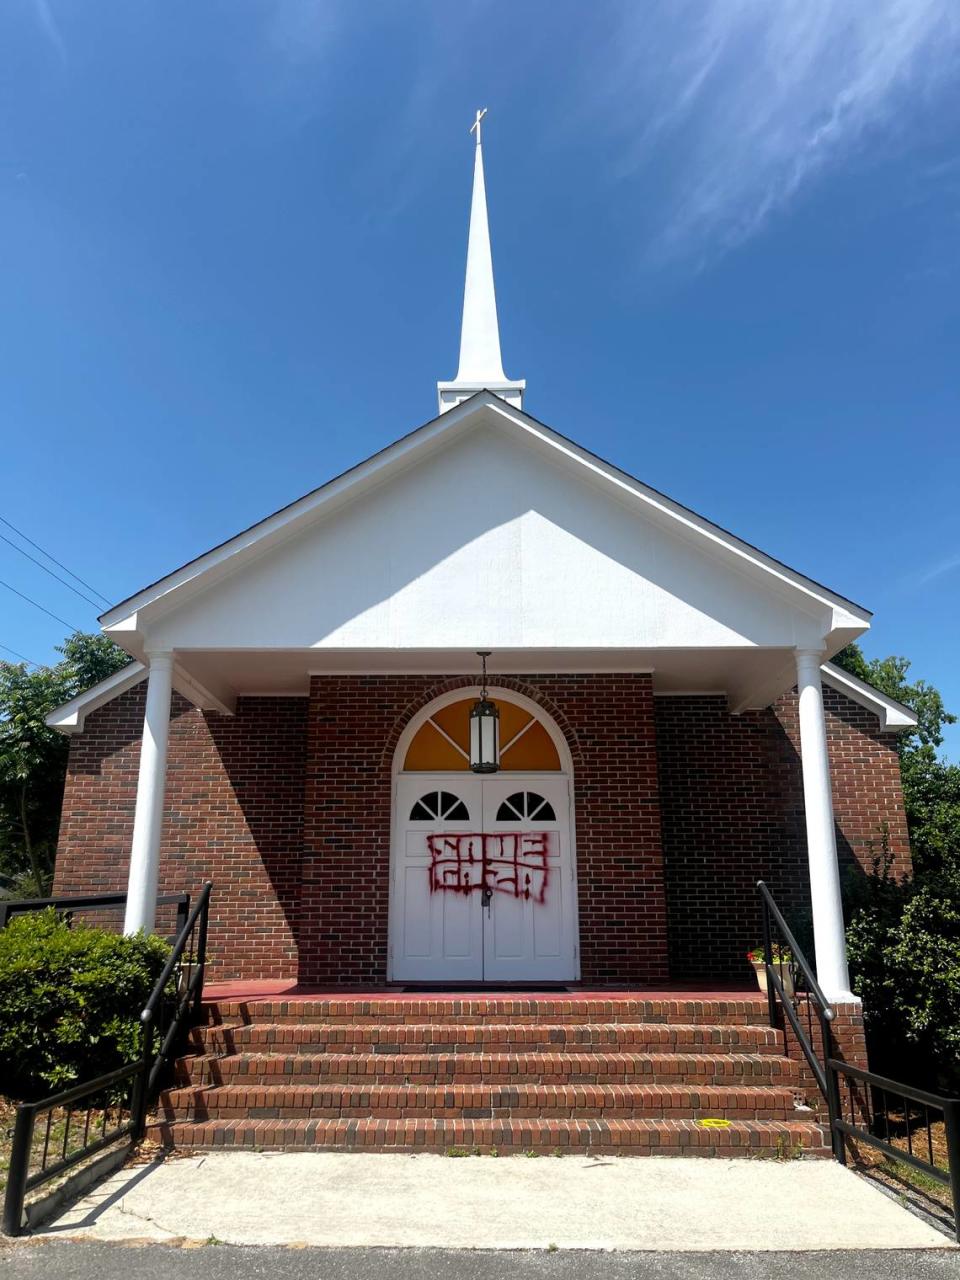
xmin=437 ymin=110 xmax=525 ymax=414
xmin=470 ymin=107 xmax=487 ymax=145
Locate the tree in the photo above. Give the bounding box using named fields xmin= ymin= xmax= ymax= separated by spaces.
xmin=0 ymin=634 xmax=131 ymax=897
xmin=833 ymin=642 xmax=960 ymax=1084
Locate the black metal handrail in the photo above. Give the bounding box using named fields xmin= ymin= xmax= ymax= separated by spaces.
xmin=0 ymin=891 xmax=191 ymax=943
xmin=2 ymin=882 xmax=212 ymax=1237
xmin=139 ymin=882 xmax=212 ymax=1105
xmin=757 ymin=879 xmax=843 ymax=1159
xmin=758 ymin=880 xmax=960 ymax=1240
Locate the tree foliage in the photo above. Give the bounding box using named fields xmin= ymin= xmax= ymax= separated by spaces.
xmin=845 ymin=850 xmax=960 ymax=1088
xmin=833 ymin=642 xmax=960 ymax=1085
xmin=0 ymin=634 xmax=131 ymax=897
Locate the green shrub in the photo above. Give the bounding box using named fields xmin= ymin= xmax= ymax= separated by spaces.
xmin=846 ymin=857 xmax=960 ymax=1090
xmin=0 ymin=909 xmax=170 ymax=1100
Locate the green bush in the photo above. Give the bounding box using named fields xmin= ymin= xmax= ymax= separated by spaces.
xmin=0 ymin=909 xmax=170 ymax=1100
xmin=846 ymin=857 xmax=960 ymax=1090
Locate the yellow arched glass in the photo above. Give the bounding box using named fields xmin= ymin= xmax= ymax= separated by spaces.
xmin=403 ymin=697 xmax=561 ymax=771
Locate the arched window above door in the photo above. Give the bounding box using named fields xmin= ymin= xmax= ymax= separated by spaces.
xmin=402 ymin=696 xmax=562 ymax=772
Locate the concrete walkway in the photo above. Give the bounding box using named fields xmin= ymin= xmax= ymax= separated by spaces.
xmin=34 ymin=1152 xmax=949 ymax=1251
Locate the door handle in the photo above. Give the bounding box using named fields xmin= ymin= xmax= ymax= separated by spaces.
xmin=481 ymin=886 xmax=493 ymax=918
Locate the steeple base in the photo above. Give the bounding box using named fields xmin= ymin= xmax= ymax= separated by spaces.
xmin=437 ymin=380 xmax=525 ymax=415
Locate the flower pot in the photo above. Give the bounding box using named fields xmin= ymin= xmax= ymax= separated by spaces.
xmin=750 ymin=958 xmax=794 ymax=999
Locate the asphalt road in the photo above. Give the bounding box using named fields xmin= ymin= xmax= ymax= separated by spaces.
xmin=3 ymin=1244 xmax=959 ymax=1280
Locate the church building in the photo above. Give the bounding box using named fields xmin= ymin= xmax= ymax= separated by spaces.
xmin=46 ymin=116 xmax=918 ymax=1155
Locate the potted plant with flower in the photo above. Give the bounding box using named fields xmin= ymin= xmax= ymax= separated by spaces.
xmin=746 ymin=944 xmax=795 ymax=997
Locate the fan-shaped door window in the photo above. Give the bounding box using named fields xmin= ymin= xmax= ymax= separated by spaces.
xmin=403 ymin=697 xmax=562 ymax=771
xmin=409 ymin=790 xmax=471 ymax=822
xmin=495 ymin=791 xmax=557 ymax=822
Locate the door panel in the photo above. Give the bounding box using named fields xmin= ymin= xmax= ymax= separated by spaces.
xmin=480 ymin=776 xmax=575 ymax=983
xmin=391 ymin=773 xmax=577 ymax=983
xmin=392 ymin=777 xmax=483 ymax=981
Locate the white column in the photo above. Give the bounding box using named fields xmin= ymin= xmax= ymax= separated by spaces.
xmin=795 ymin=648 xmax=856 ymax=1003
xmin=123 ymin=652 xmax=174 ymax=935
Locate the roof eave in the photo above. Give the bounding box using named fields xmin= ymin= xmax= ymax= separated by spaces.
xmin=821 ymin=661 xmax=918 ymax=732
xmin=45 ymin=661 xmax=147 ymax=735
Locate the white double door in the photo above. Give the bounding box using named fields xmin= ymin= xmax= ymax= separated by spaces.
xmin=390 ymin=773 xmax=577 ymax=983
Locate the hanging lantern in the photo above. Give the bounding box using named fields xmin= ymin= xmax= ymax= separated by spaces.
xmin=469 ymin=651 xmax=500 ymax=773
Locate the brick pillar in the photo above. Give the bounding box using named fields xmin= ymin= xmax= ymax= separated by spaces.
xmin=782 ymin=996 xmax=869 ymax=1136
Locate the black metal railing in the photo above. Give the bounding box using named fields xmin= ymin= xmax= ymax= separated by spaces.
xmin=757 ymin=879 xmax=843 ymax=1157
xmin=831 ymin=1060 xmax=960 ymax=1239
xmin=2 ymin=1064 xmax=145 ymax=1237
xmin=2 ymin=883 xmax=212 ymax=1237
xmin=0 ymin=891 xmax=191 ymax=945
xmin=758 ymin=880 xmax=960 ymax=1241
xmin=138 ymin=883 xmax=212 ymax=1107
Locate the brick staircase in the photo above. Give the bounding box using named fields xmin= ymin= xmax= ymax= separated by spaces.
xmin=156 ymin=993 xmax=830 ymax=1158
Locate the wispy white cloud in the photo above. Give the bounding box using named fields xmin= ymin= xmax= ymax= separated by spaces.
xmin=916 ymin=552 xmax=960 ymax=586
xmin=590 ymin=0 xmax=960 ymax=264
xmin=31 ymin=0 xmax=67 ymax=63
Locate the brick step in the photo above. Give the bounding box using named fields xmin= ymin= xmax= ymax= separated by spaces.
xmin=201 ymin=997 xmax=770 ymax=1029
xmin=191 ymin=1022 xmax=784 ymax=1056
xmin=160 ymin=1081 xmax=800 ymax=1122
xmin=153 ymin=1115 xmax=830 ymax=1158
xmin=175 ymin=1050 xmax=801 ymax=1089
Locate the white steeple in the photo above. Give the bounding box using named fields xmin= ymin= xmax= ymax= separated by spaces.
xmin=437 ymin=110 xmax=525 ymax=414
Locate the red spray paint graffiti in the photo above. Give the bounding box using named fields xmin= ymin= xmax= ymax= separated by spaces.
xmin=427 ymin=833 xmax=550 ymax=904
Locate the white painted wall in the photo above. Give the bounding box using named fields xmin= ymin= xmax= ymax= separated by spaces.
xmin=145 ymin=426 xmax=829 ymax=654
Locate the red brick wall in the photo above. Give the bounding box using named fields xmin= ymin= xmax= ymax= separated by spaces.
xmin=53 ymin=672 xmax=907 ymax=989
xmin=778 ymin=687 xmax=912 ymax=878
xmin=300 ymin=673 xmax=668 ymax=985
xmin=55 ymin=687 xmax=306 ymax=981
xmin=655 ymin=688 xmax=911 ymax=983
xmin=53 ymin=673 xmax=668 ymax=985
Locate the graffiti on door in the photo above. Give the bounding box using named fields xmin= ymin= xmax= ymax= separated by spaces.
xmin=427 ymin=832 xmax=550 ymax=904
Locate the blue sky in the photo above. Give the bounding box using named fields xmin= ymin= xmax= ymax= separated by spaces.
xmin=2 ymin=2 xmax=959 ymax=757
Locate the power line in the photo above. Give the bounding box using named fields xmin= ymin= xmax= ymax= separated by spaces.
xmin=0 ymin=530 xmax=104 ymax=610
xmin=0 ymin=642 xmax=43 ymax=668
xmin=0 ymin=577 xmax=81 ymax=633
xmin=0 ymin=514 xmax=111 ymax=606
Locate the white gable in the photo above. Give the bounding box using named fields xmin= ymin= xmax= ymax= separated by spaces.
xmin=143 ymin=422 xmax=830 ymax=654
xmin=97 ymin=394 xmax=870 ymax=710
